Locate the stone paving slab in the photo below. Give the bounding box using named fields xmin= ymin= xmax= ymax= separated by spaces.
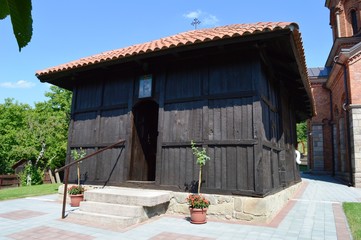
xmin=0 ymin=174 xmax=360 ymax=239
xmin=7 ymin=226 xmax=95 ymax=240
xmin=0 ymin=210 xmax=47 ymax=220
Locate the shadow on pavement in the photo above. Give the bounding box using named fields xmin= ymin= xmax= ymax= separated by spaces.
xmin=300 ymin=172 xmax=349 ymax=186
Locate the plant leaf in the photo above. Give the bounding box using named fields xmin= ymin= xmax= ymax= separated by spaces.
xmin=0 ymin=0 xmax=10 ymax=19
xmin=6 ymin=0 xmax=33 ymax=51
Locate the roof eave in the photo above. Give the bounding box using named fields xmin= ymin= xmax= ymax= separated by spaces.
xmin=289 ymin=30 xmax=316 ymax=119
xmin=37 ymin=28 xmax=296 ymax=86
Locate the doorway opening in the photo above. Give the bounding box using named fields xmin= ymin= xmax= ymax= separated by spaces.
xmin=129 ymin=100 xmax=159 ymax=181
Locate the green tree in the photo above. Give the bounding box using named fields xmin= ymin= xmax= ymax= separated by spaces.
xmin=296 ymin=121 xmax=307 ymax=143
xmin=0 ymin=0 xmax=33 ymax=51
xmin=0 ymin=98 xmax=31 ymax=173
xmin=32 ymin=86 xmax=72 ymax=171
xmin=0 ymin=86 xmax=72 ymax=175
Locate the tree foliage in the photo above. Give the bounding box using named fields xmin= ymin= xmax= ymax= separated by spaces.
xmin=0 ymin=0 xmax=33 ymax=51
xmin=296 ymin=121 xmax=307 ymax=143
xmin=0 ymin=86 xmax=72 ymax=175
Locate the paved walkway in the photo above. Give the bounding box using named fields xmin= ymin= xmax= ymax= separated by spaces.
xmin=1 ymin=174 xmax=361 ymax=240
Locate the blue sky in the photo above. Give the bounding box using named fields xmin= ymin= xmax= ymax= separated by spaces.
xmin=0 ymin=1 xmax=332 ymax=106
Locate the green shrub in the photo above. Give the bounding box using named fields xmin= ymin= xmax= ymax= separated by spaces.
xmin=19 ymin=163 xmax=43 ymax=186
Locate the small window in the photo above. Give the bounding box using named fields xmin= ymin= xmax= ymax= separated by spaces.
xmin=351 ymin=9 xmax=358 ymax=35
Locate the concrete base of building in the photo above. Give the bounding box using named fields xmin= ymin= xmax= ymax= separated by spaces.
xmin=58 ymin=182 xmax=302 ymax=225
xmin=166 ymin=182 xmax=302 ymax=223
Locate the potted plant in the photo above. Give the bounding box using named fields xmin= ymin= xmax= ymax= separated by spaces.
xmin=186 ymin=194 xmax=210 ymax=224
xmin=68 ymin=185 xmax=84 ymax=207
xmin=187 ymin=140 xmax=210 ymax=224
xmin=68 ymin=148 xmax=86 ymax=207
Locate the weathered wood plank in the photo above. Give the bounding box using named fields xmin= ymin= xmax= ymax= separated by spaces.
xmin=207 ymin=147 xmax=215 ymax=189
xmin=102 ymin=78 xmax=130 ymax=106
xmin=208 ymin=106 xmax=214 ymax=140
xmin=179 ymin=147 xmax=186 ymax=186
xmin=123 ymin=75 xmax=135 ymax=182
xmin=227 ymin=146 xmax=237 ymax=189
xmin=253 ymin=98 xmax=264 ymax=194
xmin=236 ymin=146 xmax=245 ymax=190
xmin=165 ymin=63 xmax=202 ymax=101
xmin=226 ymin=101 xmax=234 ymax=140
xmin=214 ymin=146 xmax=222 ymax=189
xmin=155 ymin=71 xmax=166 ymax=185
xmin=247 ymin=146 xmax=255 ymax=191
xmin=262 ymin=147 xmax=272 ymax=192
xmin=99 ymin=108 xmax=128 ymax=143
xmin=234 ymin=100 xmax=242 ymax=140
xmin=212 ymin=102 xmax=221 ymax=140
xmin=185 ymin=147 xmax=194 ymax=188
xmin=221 ymin=147 xmax=227 ymax=189
xmin=71 ymin=112 xmax=97 ymax=145
xmin=272 ymin=150 xmax=280 ymax=188
xmin=220 ymin=100 xmax=227 ymax=141
xmin=75 ymin=83 xmax=102 ymax=110
xmin=173 ymin=147 xmax=180 ymax=186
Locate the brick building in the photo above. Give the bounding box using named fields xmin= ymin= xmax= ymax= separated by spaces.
xmin=309 ymin=0 xmax=361 ymax=187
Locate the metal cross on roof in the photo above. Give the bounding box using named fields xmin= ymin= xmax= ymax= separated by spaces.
xmin=191 ymin=18 xmax=201 ymax=29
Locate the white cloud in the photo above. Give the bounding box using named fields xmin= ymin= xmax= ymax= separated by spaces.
xmin=0 ymin=80 xmax=36 ymax=89
xmin=183 ymin=10 xmax=220 ymax=27
xmin=184 ymin=10 xmax=202 ymax=19
xmin=203 ymin=15 xmax=219 ymax=26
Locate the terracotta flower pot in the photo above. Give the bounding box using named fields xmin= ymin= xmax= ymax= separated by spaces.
xmin=69 ymin=194 xmax=84 ymax=207
xmin=189 ymin=207 xmax=207 ymax=224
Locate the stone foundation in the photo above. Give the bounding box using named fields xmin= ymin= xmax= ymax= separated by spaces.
xmin=58 ymin=182 xmax=302 ymax=223
xmin=166 ymin=182 xmax=302 ymax=223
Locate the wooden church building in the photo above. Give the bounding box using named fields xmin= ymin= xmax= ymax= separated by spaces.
xmin=36 ymin=22 xmax=314 ymax=197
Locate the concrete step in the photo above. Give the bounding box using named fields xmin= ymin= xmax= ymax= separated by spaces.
xmin=67 ymin=210 xmax=142 ymax=230
xmin=84 ymin=187 xmax=171 ymax=207
xmin=79 ymin=201 xmax=144 ymax=218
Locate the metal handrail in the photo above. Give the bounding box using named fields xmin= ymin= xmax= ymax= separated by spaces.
xmin=56 ymin=139 xmax=125 ymax=219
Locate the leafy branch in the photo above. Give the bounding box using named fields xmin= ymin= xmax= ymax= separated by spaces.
xmin=191 ymin=140 xmax=210 ymax=194
xmin=71 ymin=148 xmax=86 ymax=186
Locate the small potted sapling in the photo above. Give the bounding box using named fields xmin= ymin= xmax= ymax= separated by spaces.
xmin=186 ymin=140 xmax=210 ymax=224
xmin=68 ymin=148 xmax=86 ymax=207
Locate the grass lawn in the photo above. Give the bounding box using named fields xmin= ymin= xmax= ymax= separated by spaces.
xmin=0 ymin=184 xmax=60 ymax=201
xmin=343 ymin=202 xmax=361 ymax=240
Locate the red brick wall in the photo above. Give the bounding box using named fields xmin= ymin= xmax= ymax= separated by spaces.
xmin=329 ymin=68 xmax=351 ymax=175
xmin=310 ymin=81 xmax=333 ymax=172
xmin=327 ymin=0 xmax=361 ymax=38
xmin=311 ymin=83 xmax=331 ymax=123
xmin=348 ymin=59 xmax=361 ymax=104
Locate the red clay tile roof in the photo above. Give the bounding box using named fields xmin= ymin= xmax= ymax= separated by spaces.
xmin=36 ymin=22 xmax=301 ymax=77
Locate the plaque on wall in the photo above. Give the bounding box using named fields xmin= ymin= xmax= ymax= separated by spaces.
xmin=139 ymin=75 xmax=152 ymax=98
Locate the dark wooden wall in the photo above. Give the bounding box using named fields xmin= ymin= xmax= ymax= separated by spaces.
xmin=68 ymin=73 xmax=132 ymax=185
xmin=66 ymin=48 xmax=301 ymax=196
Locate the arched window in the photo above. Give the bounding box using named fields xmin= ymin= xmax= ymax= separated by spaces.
xmin=350 ymin=9 xmax=358 ymax=35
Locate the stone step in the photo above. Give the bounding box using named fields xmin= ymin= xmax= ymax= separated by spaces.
xmin=67 ymin=210 xmax=141 ymax=230
xmin=79 ymin=201 xmax=144 ymax=218
xmin=84 ymin=187 xmax=171 ymax=207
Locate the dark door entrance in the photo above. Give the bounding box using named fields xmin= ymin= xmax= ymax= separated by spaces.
xmin=130 ymin=100 xmax=159 ymax=181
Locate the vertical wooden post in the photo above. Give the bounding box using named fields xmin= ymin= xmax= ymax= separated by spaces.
xmin=55 ymin=172 xmax=61 ymax=184
xmin=48 ymin=169 xmax=56 ymax=184
xmin=62 ymin=168 xmax=70 ymax=219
